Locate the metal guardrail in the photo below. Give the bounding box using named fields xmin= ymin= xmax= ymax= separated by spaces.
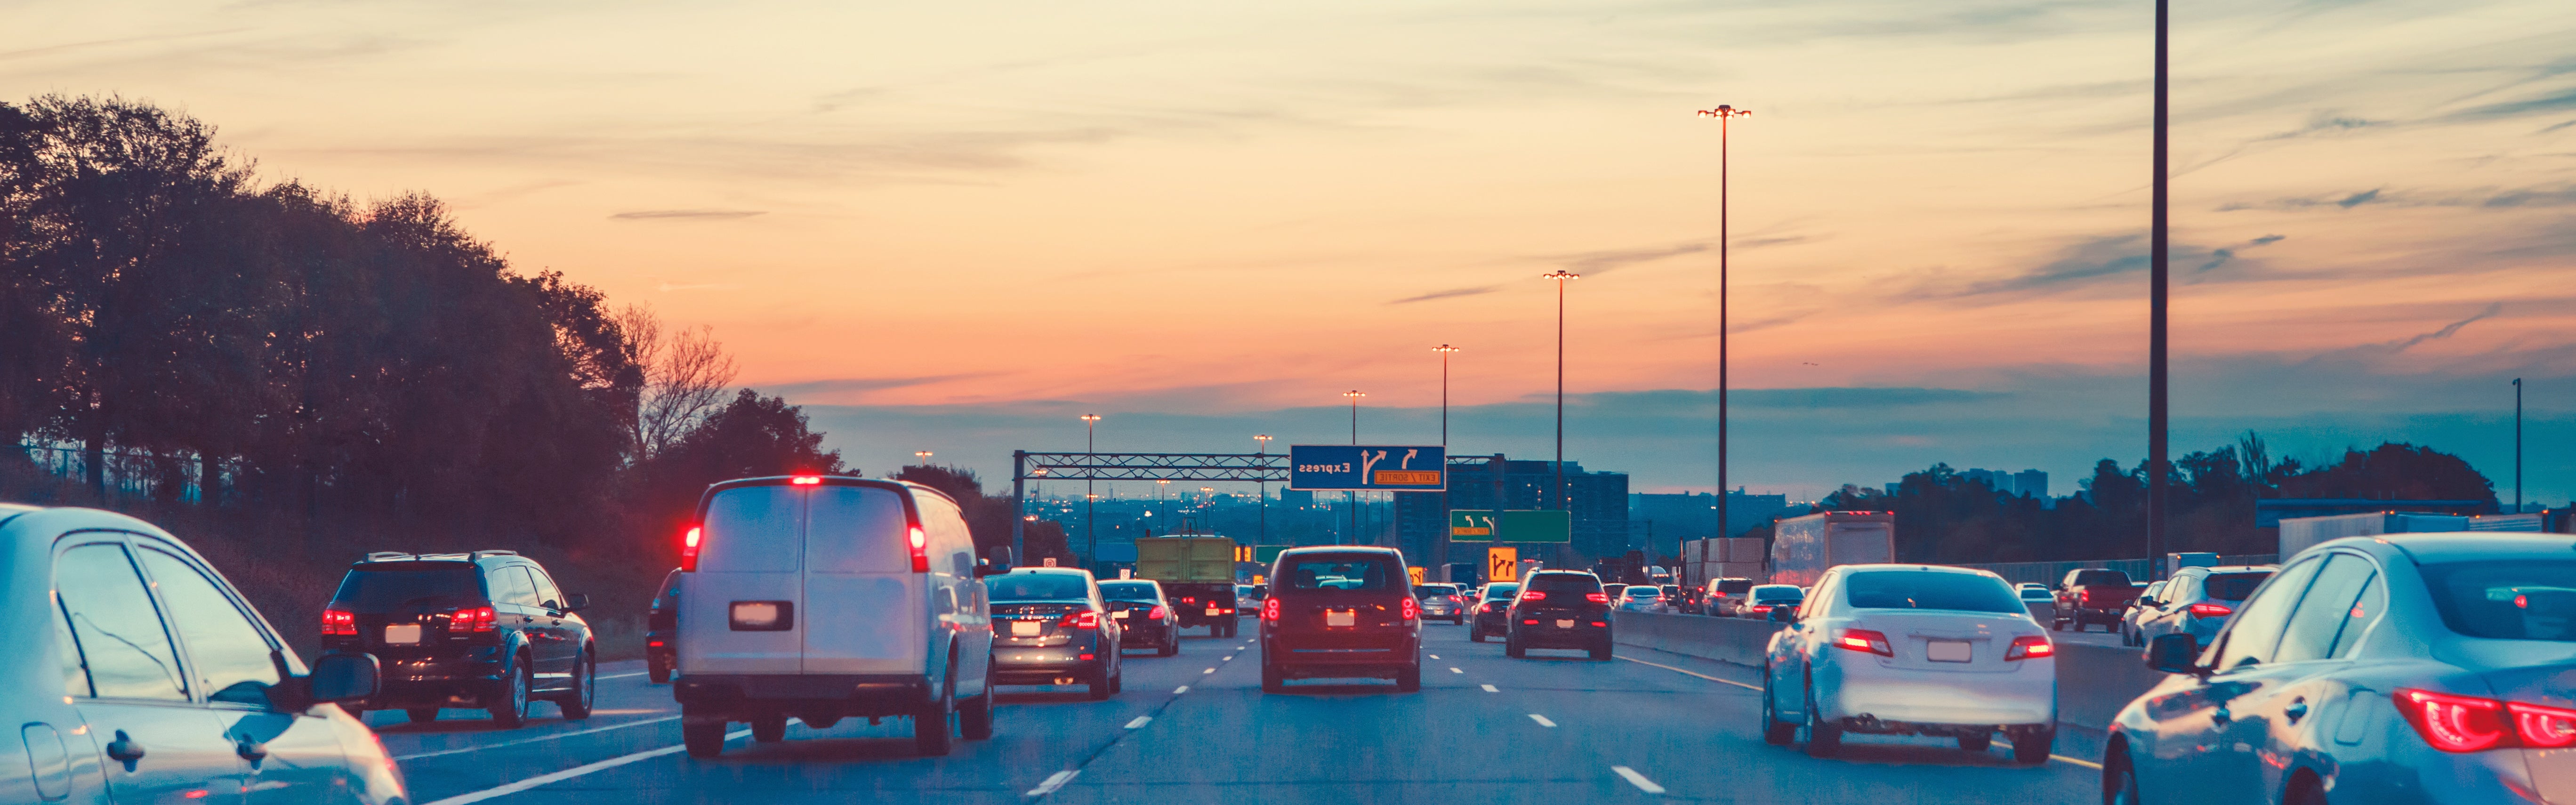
xmin=12 ymin=442 xmax=221 ymax=503
xmin=1948 ymin=554 xmax=2281 ymax=585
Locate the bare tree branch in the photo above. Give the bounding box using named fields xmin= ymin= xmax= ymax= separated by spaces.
xmin=625 ymin=304 xmax=736 ymax=459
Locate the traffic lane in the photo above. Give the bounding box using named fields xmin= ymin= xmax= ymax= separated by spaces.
xmin=364 ymin=659 xmax=669 ymax=761
xmin=408 ymin=631 xmax=1251 ymax=805
xmin=2052 ymin=625 xmax=2128 ymax=647
xmin=1069 ymin=623 xmax=2092 ymax=804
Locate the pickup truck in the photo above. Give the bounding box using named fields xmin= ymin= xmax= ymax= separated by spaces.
xmin=2052 ymin=567 xmax=2138 ymax=632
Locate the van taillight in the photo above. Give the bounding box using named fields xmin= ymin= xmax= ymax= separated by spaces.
xmin=680 ymin=526 xmax=703 ymax=572
xmin=1058 ymin=610 xmax=1099 ymax=629
xmin=450 ymin=605 xmax=496 ymax=634
xmin=790 ymin=475 xmax=821 ymax=485
xmin=908 ymin=526 xmax=930 ymax=573
xmin=1263 ymin=598 xmax=1280 ymax=621
xmin=1401 ymin=597 xmax=1418 ymax=620
xmin=322 ymin=609 xmax=355 ymax=636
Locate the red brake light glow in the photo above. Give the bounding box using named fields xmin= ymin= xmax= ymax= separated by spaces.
xmin=1521 ymin=591 xmax=1547 ymax=602
xmin=2005 ymin=635 xmax=2054 ymax=660
xmin=680 ymin=526 xmax=704 ymax=572
xmin=2398 ymin=689 xmax=2513 ymax=752
xmin=1058 ymin=610 xmax=1100 ymax=630
xmin=908 ymin=526 xmax=930 ymax=573
xmin=322 ymin=609 xmax=355 ymax=636
xmin=1586 ymin=593 xmax=1610 ymax=603
xmin=2512 ymin=701 xmax=2576 ymax=749
xmin=1147 ymin=605 xmax=1167 ymax=620
xmin=790 ymin=475 xmax=822 ymax=485
xmin=1751 ymin=604 xmax=1772 ymax=614
xmin=449 ymin=605 xmax=496 ymax=634
xmin=1834 ymin=628 xmax=1894 ymax=657
xmin=1401 ymin=596 xmax=1419 ymax=620
xmin=1263 ymin=597 xmax=1281 ymax=621
xmin=2188 ymin=602 xmax=2233 ymax=618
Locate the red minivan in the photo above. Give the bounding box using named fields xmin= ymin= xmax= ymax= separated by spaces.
xmin=1258 ymin=547 xmax=1423 ymax=692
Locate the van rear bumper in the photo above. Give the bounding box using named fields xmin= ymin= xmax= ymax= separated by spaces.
xmin=674 ymin=674 xmax=932 ymax=718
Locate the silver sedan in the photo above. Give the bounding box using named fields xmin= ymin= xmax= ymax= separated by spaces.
xmin=2105 ymin=531 xmax=2576 ymax=804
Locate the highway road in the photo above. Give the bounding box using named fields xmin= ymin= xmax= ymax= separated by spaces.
xmin=370 ymin=622 xmax=2100 ymax=805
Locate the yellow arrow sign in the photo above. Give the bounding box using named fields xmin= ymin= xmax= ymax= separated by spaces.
xmin=1487 ymin=547 xmax=1519 ymax=582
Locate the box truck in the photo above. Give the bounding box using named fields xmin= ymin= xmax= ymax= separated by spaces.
xmin=1136 ymin=534 xmax=1241 ymax=637
xmin=1768 ymin=510 xmax=1895 ymax=587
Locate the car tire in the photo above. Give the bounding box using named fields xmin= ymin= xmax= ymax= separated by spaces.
xmin=1504 ymin=632 xmax=1526 ymax=659
xmin=2051 ymin=618 xmax=2066 ymax=632
xmin=1087 ymin=667 xmax=1113 ymax=700
xmin=2103 ymin=743 xmax=2143 ymax=805
xmin=682 ymin=719 xmax=727 ymax=758
xmin=1110 ymin=659 xmax=1124 ymax=694
xmin=959 ymin=685 xmax=995 ymax=741
xmin=1158 ymin=637 xmax=1177 ymax=657
xmin=1957 ymin=733 xmax=1992 ymax=753
xmin=1802 ymin=683 xmax=1841 ymax=758
xmin=647 ymin=659 xmax=671 ymax=684
xmin=1261 ymin=661 xmax=1285 ymax=693
xmin=490 ymin=654 xmax=531 ymax=728
xmin=406 ymin=708 xmax=439 ymax=724
xmin=913 ymin=700 xmax=952 ymax=757
xmin=751 ymin=716 xmax=788 ymax=743
xmin=1471 ymin=626 xmax=1486 ymax=643
xmin=555 ymin=648 xmax=595 ymax=720
xmin=1396 ymin=663 xmax=1421 ymax=692
xmin=2012 ymin=726 xmax=2053 ymax=765
xmin=1589 ymin=639 xmax=1612 ymax=661
xmin=1760 ymin=672 xmax=1795 ymax=746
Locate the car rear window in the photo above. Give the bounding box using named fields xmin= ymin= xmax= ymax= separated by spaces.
xmin=1843 ymin=571 xmax=2023 ymax=613
xmin=2202 ymin=571 xmax=2273 ymax=601
xmin=1412 ymin=585 xmax=1456 ymax=597
xmin=1524 ymin=574 xmax=1600 ymax=594
xmin=2072 ymin=569 xmax=2133 ymax=587
xmin=2421 ymin=560 xmax=2576 ymax=642
xmin=1098 ymin=581 xmax=1159 ymax=601
xmin=1717 ymin=580 xmax=1754 ymax=594
xmin=1282 ymin=555 xmax=1399 ymax=591
xmin=698 ymin=484 xmax=801 ymax=572
xmin=332 ymin=564 xmax=484 ymax=610
xmin=1625 ymin=587 xmax=1658 ymax=598
xmin=1481 ymin=583 xmax=1519 ymax=600
xmin=987 ymin=573 xmax=1092 ymax=601
xmin=2020 ymin=588 xmax=2053 ymax=600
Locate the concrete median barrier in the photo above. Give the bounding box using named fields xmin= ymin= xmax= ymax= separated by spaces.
xmin=1611 ymin=611 xmax=2166 ymax=732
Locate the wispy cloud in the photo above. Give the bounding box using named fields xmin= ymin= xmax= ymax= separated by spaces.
xmin=1552 ymin=241 xmax=1707 ymax=277
xmin=2218 ymin=185 xmax=2576 ymax=211
xmin=769 ymin=374 xmax=993 ymax=398
xmin=610 ymin=209 xmax=767 ymax=220
xmin=1389 ymin=285 xmax=1499 ymax=305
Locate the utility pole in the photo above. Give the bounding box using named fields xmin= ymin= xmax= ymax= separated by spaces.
xmin=1256 ymin=434 xmax=1272 ymax=545
xmin=1434 ymin=345 xmax=1459 ymax=579
xmin=1082 ymin=414 xmax=1101 ymax=567
xmin=2146 ymin=0 xmax=2173 ymax=580
xmin=1344 ymin=390 xmax=1365 ymax=545
xmin=1542 ymin=271 xmax=1579 ymax=547
xmin=2515 ymin=378 xmax=2524 ymax=513
xmin=1697 ymin=104 xmax=1750 ymax=585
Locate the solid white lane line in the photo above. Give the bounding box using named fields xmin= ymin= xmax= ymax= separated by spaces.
xmin=394 ymin=716 xmax=680 ymax=760
xmin=1224 ymin=655 xmax=1235 ymax=661
xmin=596 ymin=671 xmax=648 ymax=680
xmin=1174 ymin=685 xmax=1189 ymax=694
xmin=1203 ymin=668 xmax=1216 ymax=674
xmin=1614 ymin=655 xmax=1761 ymax=691
xmin=1448 ymin=667 xmax=1463 ymax=674
xmin=1480 ymin=684 xmax=1498 ymax=692
xmin=1427 ymin=654 xmax=1440 ymax=660
xmin=1026 ymin=769 xmax=1079 ymax=797
xmin=1124 ymin=716 xmax=1152 ymax=729
xmin=1610 ymin=765 xmax=1666 ymax=795
xmin=420 ymin=728 xmax=749 ymax=805
xmin=2053 ymin=755 xmax=2104 ymax=769
xmin=1528 ymin=714 xmax=1557 ymax=727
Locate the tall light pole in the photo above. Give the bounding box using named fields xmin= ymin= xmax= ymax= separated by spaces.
xmin=1344 ymin=390 xmax=1365 ymax=545
xmin=1542 ymin=271 xmax=1579 ymax=535
xmin=1433 ymin=345 xmax=1460 ymax=578
xmin=913 ymin=450 xmax=933 ymax=467
xmin=2514 ymin=378 xmax=2524 ymax=513
xmin=2146 ymin=0 xmax=2172 ymax=579
xmin=1698 ymin=105 xmax=1751 ymax=566
xmin=1255 ymin=434 xmax=1273 ymax=545
xmin=1082 ymin=413 xmax=1101 ymax=566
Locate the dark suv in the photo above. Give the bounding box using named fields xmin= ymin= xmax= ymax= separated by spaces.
xmin=324 ymin=550 xmax=596 ymax=727
xmin=1503 ymin=570 xmax=1613 ymax=660
xmin=646 ymin=567 xmax=680 ymax=683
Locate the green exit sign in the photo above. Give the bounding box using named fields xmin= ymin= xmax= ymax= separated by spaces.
xmin=1446 ymin=510 xmax=1570 ymax=543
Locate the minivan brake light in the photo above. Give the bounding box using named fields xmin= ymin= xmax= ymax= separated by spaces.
xmin=908 ymin=526 xmax=930 ymax=572
xmin=680 ymin=526 xmax=704 ymax=572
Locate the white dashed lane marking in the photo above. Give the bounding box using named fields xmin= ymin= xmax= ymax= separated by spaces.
xmin=1203 ymin=668 xmax=1216 ymax=674
xmin=1449 ymin=667 xmax=1463 ymax=674
xmin=1611 ymin=766 xmax=1665 ymax=795
xmin=1480 ymin=684 xmax=1498 ymax=692
xmin=1124 ymin=716 xmax=1151 ymax=729
xmin=1026 ymin=770 xmax=1079 ymax=797
xmin=1174 ymin=685 xmax=1189 ymax=694
xmin=1528 ymin=714 xmax=1557 ymax=727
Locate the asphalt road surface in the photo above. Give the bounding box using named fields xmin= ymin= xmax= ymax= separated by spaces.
xmin=370 ymin=621 xmax=2101 ymax=805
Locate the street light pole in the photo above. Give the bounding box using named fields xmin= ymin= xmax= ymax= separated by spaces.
xmin=1255 ymin=434 xmax=1273 ymax=545
xmin=1541 ymin=271 xmax=1579 ymax=536
xmin=1082 ymin=414 xmax=1101 ymax=566
xmin=1433 ymin=345 xmax=1460 ymax=578
xmin=1344 ymin=390 xmax=1365 ymax=546
xmin=2146 ymin=0 xmax=2172 ymax=580
xmin=2515 ymin=378 xmax=2524 ymax=513
xmin=1698 ymin=105 xmax=1750 ymax=566
xmin=913 ymin=450 xmax=932 ymax=467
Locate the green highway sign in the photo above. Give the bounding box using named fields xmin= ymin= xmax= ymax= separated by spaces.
xmin=1254 ymin=545 xmax=1291 ymax=563
xmin=1445 ymin=509 xmax=1570 ymax=543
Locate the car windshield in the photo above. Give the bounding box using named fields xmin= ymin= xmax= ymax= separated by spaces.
xmin=1524 ymin=574 xmax=1599 ymax=594
xmin=1717 ymin=580 xmax=1754 ymax=594
xmin=987 ymin=573 xmax=1092 ymax=601
xmin=1843 ymin=571 xmax=2023 ymax=613
xmin=1482 ymin=584 xmax=1520 ymax=600
xmin=1098 ymin=581 xmax=1159 ymax=601
xmin=1412 ymin=585 xmax=1455 ymax=597
xmin=2072 ymin=569 xmax=2133 ymax=587
xmin=1625 ymin=588 xmax=1658 ymax=598
xmin=2422 ymin=560 xmax=2576 ymax=642
xmin=2202 ymin=572 xmax=2273 ymax=601
xmin=1283 ymin=555 xmax=1398 ymax=590
xmin=2020 ymin=588 xmax=2053 ymax=600
xmin=332 ymin=564 xmax=484 ymax=610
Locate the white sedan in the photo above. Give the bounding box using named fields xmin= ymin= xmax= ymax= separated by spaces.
xmin=1760 ymin=564 xmax=2058 ymax=763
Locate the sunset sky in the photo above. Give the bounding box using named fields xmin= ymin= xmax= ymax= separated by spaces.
xmin=11 ymin=0 xmax=2572 ymax=501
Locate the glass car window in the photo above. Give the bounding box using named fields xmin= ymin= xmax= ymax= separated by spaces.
xmin=1842 ymin=571 xmax=2023 ymax=613
xmin=491 ymin=566 xmax=540 ymax=606
xmin=1098 ymin=581 xmax=1159 ymax=601
xmin=2273 ymin=555 xmax=2378 ymax=663
xmin=2332 ymin=575 xmax=2387 ymax=658
xmin=1284 ymin=556 xmax=1397 ymax=590
xmin=986 ymin=573 xmax=1092 ymax=601
xmin=54 ymin=542 xmax=188 ymax=700
xmin=2419 ymin=560 xmax=2576 ymax=642
xmin=333 ymin=564 xmax=485 ymax=609
xmin=526 ymin=566 xmax=564 ymax=609
xmin=2210 ymin=555 xmax=2326 ymax=670
xmin=1524 ymin=574 xmax=1600 ymax=594
xmin=1481 ymin=584 xmax=1519 ymax=600
xmin=2202 ymin=572 xmax=2273 ymax=601
xmin=138 ymin=548 xmax=282 ymax=706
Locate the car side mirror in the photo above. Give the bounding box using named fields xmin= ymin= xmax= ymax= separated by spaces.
xmin=2145 ymin=633 xmax=2203 ymax=676
xmin=308 ymin=652 xmax=380 ymax=705
xmin=564 ymin=593 xmax=590 ymax=612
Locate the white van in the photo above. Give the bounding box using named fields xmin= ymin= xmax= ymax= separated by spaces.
xmin=671 ymin=475 xmax=996 ymax=757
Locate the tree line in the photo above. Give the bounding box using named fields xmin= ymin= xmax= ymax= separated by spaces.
xmin=1790 ymin=435 xmax=2501 ymax=564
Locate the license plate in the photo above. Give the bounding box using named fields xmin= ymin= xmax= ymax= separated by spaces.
xmin=1010 ymin=620 xmax=1042 ymax=636
xmin=1205 ymin=607 xmax=1223 ymax=616
xmin=1927 ymin=640 xmax=1972 ymax=662
xmin=1111 ymin=611 xmax=1129 ymax=619
xmin=384 ymin=624 xmax=422 ymax=645
xmin=1325 ymin=610 xmax=1356 ymax=627
xmin=1555 ymin=619 xmax=1575 ymax=629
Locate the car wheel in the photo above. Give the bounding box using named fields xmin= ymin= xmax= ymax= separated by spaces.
xmin=1110 ymin=659 xmax=1125 ymax=694
xmin=406 ymin=708 xmax=439 ymax=724
xmin=556 ymin=648 xmax=595 ymax=720
xmin=959 ymin=684 xmax=995 ymax=741
xmin=751 ymin=716 xmax=788 ymax=743
xmin=1504 ymin=632 xmax=1526 ymax=659
xmin=1087 ymin=667 xmax=1113 ymax=700
xmin=913 ymin=690 xmax=953 ymax=757
xmin=2102 ymin=743 xmax=2143 ymax=805
xmin=2283 ymin=774 xmax=2328 ymax=805
xmin=1802 ymin=680 xmax=1841 ymax=758
xmin=490 ymin=653 xmax=531 ymax=728
xmin=1158 ymin=637 xmax=1177 ymax=657
xmin=1261 ymin=661 xmax=1285 ymax=693
xmin=2011 ymin=726 xmax=2053 ymax=765
xmin=1396 ymin=663 xmax=1421 ymax=692
xmin=1471 ymin=626 xmax=1487 ymax=643
xmin=647 ymin=658 xmax=671 ymax=684
xmin=2051 ymin=618 xmax=2066 ymax=632
xmin=1589 ymin=639 xmax=1612 ymax=660
xmin=682 ymin=719 xmax=727 ymax=758
xmin=1760 ymin=671 xmax=1795 ymax=746
xmin=1957 ymin=732 xmax=1992 ymax=753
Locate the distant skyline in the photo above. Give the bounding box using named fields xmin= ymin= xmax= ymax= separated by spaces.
xmin=11 ymin=0 xmax=2568 ymax=504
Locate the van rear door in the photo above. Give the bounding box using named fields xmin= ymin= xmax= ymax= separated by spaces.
xmin=801 ymin=485 xmax=927 ymax=674
xmin=681 ymin=484 xmax=804 ymax=674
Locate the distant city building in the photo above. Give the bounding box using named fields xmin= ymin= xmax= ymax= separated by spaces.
xmin=1628 ymin=490 xmax=1800 ymax=550
xmin=2013 ymin=469 xmax=2049 ymax=499
xmin=1958 ymin=467 xmax=2049 ymax=498
xmin=1393 ymin=458 xmax=1628 ymax=561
